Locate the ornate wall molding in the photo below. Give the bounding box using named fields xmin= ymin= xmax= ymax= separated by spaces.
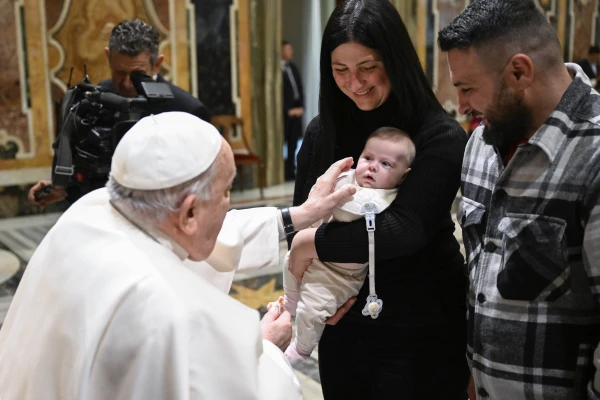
xmin=571 ymin=0 xmax=598 ymax=61
xmin=13 ymin=0 xmax=35 ymax=159
xmin=47 ymin=0 xmax=176 ymax=91
xmin=144 ymin=0 xmax=173 ymax=82
xmin=230 ymin=0 xmax=242 ymax=119
xmin=0 ymin=0 xmax=196 ymax=187
xmin=0 ymin=0 xmax=54 ymax=184
xmin=0 ymin=130 xmax=23 ymax=160
xmin=430 ymin=0 xmax=470 ymax=121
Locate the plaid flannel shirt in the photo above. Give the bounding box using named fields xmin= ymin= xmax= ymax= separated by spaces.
xmin=460 ymin=64 xmax=600 ymax=399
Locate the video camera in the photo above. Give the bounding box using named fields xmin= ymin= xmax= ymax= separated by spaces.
xmin=37 ymin=71 xmax=174 ymax=202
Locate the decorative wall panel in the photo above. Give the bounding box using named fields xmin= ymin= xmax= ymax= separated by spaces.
xmin=430 ymin=0 xmax=470 ymax=119
xmin=49 ymin=0 xmax=172 ymax=95
xmin=0 ymin=0 xmax=31 ymax=160
xmin=193 ymin=0 xmax=236 ymax=116
xmin=0 ymin=0 xmax=195 ymax=183
xmin=571 ymin=0 xmax=599 ymax=62
xmin=0 ymin=0 xmax=198 ymax=217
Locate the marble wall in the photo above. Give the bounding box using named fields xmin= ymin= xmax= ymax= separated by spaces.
xmin=0 ymin=0 xmax=198 ymax=217
xmin=571 ymin=0 xmax=600 ymax=62
xmin=0 ymin=0 xmax=29 ymax=160
xmin=430 ymin=0 xmax=471 ymax=119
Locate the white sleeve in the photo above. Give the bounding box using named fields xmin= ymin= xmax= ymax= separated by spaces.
xmin=184 ymin=207 xmax=282 ymax=293
xmin=258 ymin=340 xmax=303 ymax=400
xmin=88 ymin=281 xmax=190 ymax=400
xmin=227 ymin=207 xmax=282 ymax=274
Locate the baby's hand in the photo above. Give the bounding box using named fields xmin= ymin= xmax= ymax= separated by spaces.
xmin=261 ymin=299 xmax=292 ymax=351
xmin=267 ymin=296 xmax=286 ymax=315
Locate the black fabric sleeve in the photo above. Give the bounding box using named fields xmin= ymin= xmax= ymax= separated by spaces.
xmin=314 ymin=118 xmax=467 ymax=264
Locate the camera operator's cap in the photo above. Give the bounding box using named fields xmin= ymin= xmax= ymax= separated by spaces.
xmin=111 ymin=111 xmax=222 ymax=190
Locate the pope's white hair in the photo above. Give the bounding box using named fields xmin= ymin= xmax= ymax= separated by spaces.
xmin=107 ymin=160 xmax=217 ymax=225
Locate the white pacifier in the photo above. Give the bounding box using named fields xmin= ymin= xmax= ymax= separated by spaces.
xmin=362 ymin=295 xmax=383 ymax=319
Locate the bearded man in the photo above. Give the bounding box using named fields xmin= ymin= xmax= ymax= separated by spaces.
xmin=439 ymin=1 xmax=600 ymax=399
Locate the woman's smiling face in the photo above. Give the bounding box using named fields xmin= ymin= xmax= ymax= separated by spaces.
xmin=331 ymin=42 xmax=392 ymax=111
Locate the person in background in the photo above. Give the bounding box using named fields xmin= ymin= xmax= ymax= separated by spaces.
xmin=578 ymin=45 xmax=600 ymax=87
xmin=28 ymin=19 xmax=210 ymax=208
xmin=282 ymin=40 xmax=305 ymax=181
xmin=439 ymin=0 xmax=600 ymax=398
xmin=288 ymin=0 xmax=469 ymax=398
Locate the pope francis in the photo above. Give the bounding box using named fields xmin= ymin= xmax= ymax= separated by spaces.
xmin=0 ymin=112 xmax=356 ymax=400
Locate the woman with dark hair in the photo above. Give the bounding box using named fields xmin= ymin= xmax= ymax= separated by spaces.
xmin=288 ymin=0 xmax=469 ymax=398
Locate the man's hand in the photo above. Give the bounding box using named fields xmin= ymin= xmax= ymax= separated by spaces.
xmin=28 ymin=180 xmax=66 ymax=208
xmin=288 ymin=107 xmax=304 ymax=118
xmin=289 ymin=229 xmax=318 ymax=282
xmin=290 ymin=157 xmax=356 ymax=230
xmin=260 ymin=304 xmax=292 ymax=351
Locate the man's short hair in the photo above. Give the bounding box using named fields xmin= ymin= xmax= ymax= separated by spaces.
xmin=438 ymin=0 xmax=563 ymax=72
xmin=107 ymin=162 xmax=217 ymax=225
xmin=367 ymin=127 xmax=416 ymax=166
xmin=590 ymin=45 xmax=600 ymax=55
xmin=108 ymin=19 xmax=160 ymax=65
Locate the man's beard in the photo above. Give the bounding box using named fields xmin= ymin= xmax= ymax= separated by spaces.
xmin=481 ymin=82 xmax=534 ymax=152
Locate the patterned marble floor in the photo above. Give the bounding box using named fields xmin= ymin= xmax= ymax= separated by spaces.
xmin=0 ymin=183 xmax=463 ymax=400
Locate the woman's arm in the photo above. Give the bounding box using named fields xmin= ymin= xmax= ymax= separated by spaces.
xmin=315 ymin=117 xmax=467 ymax=264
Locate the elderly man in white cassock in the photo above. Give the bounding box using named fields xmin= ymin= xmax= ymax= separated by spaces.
xmin=0 ymin=111 xmax=357 ymax=400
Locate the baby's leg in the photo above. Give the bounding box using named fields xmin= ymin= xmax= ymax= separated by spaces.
xmin=282 ymin=251 xmax=300 ymax=316
xmin=284 ymin=341 xmax=311 ymax=364
xmin=287 ymin=261 xmax=366 ymax=363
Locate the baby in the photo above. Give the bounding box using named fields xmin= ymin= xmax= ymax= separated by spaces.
xmin=283 ymin=126 xmax=416 ymax=363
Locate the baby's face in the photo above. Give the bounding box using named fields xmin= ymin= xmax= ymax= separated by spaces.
xmin=355 ymin=137 xmax=411 ymax=189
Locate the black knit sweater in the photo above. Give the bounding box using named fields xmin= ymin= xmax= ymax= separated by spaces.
xmin=293 ymin=101 xmax=468 ymax=326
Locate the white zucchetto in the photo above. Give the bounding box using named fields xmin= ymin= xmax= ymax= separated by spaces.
xmin=111 ymin=111 xmax=222 ymax=190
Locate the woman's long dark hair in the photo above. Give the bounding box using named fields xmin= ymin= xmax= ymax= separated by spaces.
xmin=313 ymin=0 xmax=443 ymax=179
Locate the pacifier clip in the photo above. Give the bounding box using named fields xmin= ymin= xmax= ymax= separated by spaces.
xmin=360 ymin=201 xmax=383 ymax=319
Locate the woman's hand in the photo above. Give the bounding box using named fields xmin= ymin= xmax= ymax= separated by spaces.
xmin=289 ymin=157 xmax=356 ymax=230
xmin=288 ymin=228 xmax=318 ymax=283
xmin=325 ymin=297 xmax=356 ymax=325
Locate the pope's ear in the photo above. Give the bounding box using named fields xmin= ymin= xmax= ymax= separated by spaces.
xmin=177 ymin=194 xmax=199 ymax=235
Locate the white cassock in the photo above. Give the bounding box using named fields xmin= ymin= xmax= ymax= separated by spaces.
xmin=0 ymin=188 xmax=302 ymax=400
xmin=186 ymin=205 xmax=283 ymax=294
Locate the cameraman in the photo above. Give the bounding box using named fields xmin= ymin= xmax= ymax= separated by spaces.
xmin=28 ymin=19 xmax=210 ymax=207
